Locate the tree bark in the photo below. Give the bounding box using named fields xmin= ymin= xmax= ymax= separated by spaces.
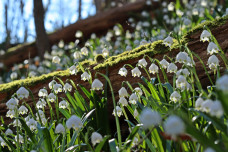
xmin=33 ymin=0 xmax=50 ymax=60
xmin=78 ymin=0 xmax=82 ymax=20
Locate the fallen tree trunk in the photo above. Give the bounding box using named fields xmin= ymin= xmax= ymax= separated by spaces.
xmin=0 ymin=0 xmax=160 ymax=68
xmin=0 ymin=17 xmax=228 ymax=126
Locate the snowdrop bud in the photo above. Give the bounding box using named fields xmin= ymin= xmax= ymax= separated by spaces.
xmin=38 ymin=88 xmax=48 ymax=97
xmin=134 ymin=87 xmax=143 ymax=96
xmin=6 ymin=98 xmax=18 ymax=110
xmin=47 ymin=93 xmax=56 ymax=103
xmin=200 ymin=30 xmax=211 ymax=42
xmin=201 ymin=99 xmax=213 ymax=113
xmin=53 ymin=83 xmax=62 ymax=94
xmin=81 ymin=71 xmax=91 ymax=81
xmin=131 ymin=67 xmax=141 ymax=77
xmin=129 ymin=93 xmax=138 ymax=105
xmin=59 ymin=100 xmax=68 ymax=109
xmin=149 ymin=63 xmax=159 ymax=74
xmin=16 ymin=87 xmax=29 ymax=99
xmin=207 ymin=55 xmax=219 ymax=71
xmin=63 ymin=83 xmax=72 ymax=92
xmin=160 ymin=59 xmax=169 ymax=69
xmin=176 ymin=52 xmax=188 ymax=64
xmin=210 ymin=100 xmax=224 ymax=118
xmin=91 ymin=132 xmax=103 ymax=146
xmin=195 ymin=97 xmax=204 ymax=110
xmin=66 ymin=115 xmax=83 ymax=130
xmin=18 ymin=105 xmax=28 ymax=115
xmin=167 ymin=63 xmax=177 ymax=73
xmin=207 ymin=42 xmax=220 ymax=55
xmin=118 ymin=87 xmax=128 ymax=98
xmin=49 ymin=80 xmax=57 ymax=89
xmin=118 ymin=97 xmax=128 ymax=106
xmin=69 ymin=65 xmax=78 ymax=75
xmin=52 ymin=56 xmax=61 ymax=64
xmin=113 ymin=106 xmax=122 ymax=117
xmin=216 ymin=75 xmax=228 ymax=92
xmin=5 ymin=128 xmax=13 ymax=135
xmin=55 ymin=123 xmax=65 ymax=134
xmin=81 ymin=47 xmax=89 ymax=56
xmin=164 ymin=115 xmax=185 ymax=139
xmin=204 ymin=147 xmax=215 ymax=152
xmin=118 ymin=67 xmax=128 ymax=77
xmin=73 ymin=51 xmax=82 ymax=59
xmin=140 ymin=108 xmax=162 ymax=129
xmin=138 ymin=58 xmax=147 ymax=68
xmin=10 ymin=72 xmax=18 ymax=80
xmin=91 ymin=79 xmax=103 ymax=90
xmin=134 ymin=109 xmax=139 ymax=118
xmin=102 ymin=48 xmax=109 ymax=57
xmin=170 ymin=91 xmax=181 ymax=103
xmin=163 ymin=36 xmax=173 ymax=47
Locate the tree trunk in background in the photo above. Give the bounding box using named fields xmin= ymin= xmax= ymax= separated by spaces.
xmin=94 ymin=0 xmax=103 ymax=13
xmin=33 ymin=0 xmax=50 ymax=60
xmin=4 ymin=1 xmax=11 ymax=50
xmin=78 ymin=0 xmax=82 ymax=20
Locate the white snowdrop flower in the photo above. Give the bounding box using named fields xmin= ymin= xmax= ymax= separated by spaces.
xmin=204 ymin=147 xmax=215 ymax=152
xmin=210 ymin=100 xmax=224 ymax=118
xmin=36 ymin=110 xmax=45 ymax=119
xmin=170 ymin=91 xmax=181 ymax=103
xmin=47 ymin=93 xmax=56 ymax=103
xmin=201 ymin=99 xmax=213 ymax=113
xmin=167 ymin=63 xmax=177 ymax=73
xmin=118 ymin=97 xmax=128 ymax=106
xmin=216 ymin=75 xmax=228 ymax=92
xmin=131 ymin=67 xmax=141 ymax=77
xmin=91 ymin=132 xmax=103 ymax=146
xmin=53 ymin=83 xmax=62 ymax=94
xmin=163 ymin=36 xmax=173 ymax=47
xmin=12 ymin=119 xmax=21 ymax=127
xmin=102 ymin=48 xmax=109 ymax=57
xmin=118 ymin=67 xmax=128 ymax=77
xmin=10 ymin=72 xmax=18 ymax=80
xmin=207 ymin=55 xmax=219 ymax=71
xmin=5 ymin=128 xmax=13 ymax=135
xmin=55 ymin=123 xmax=65 ymax=134
xmin=176 ymin=52 xmax=188 ymax=64
xmin=126 ymin=45 xmax=132 ymax=51
xmin=69 ymin=65 xmax=78 ymax=75
xmin=195 ymin=97 xmax=204 ymax=110
xmin=134 ymin=109 xmax=139 ymax=118
xmin=59 ymin=100 xmax=69 ymax=109
xmin=36 ymin=99 xmax=46 ymax=109
xmin=132 ymin=137 xmax=138 ymax=146
xmin=52 ymin=56 xmax=61 ymax=64
xmin=140 ymin=39 xmax=148 ymax=45
xmin=16 ymin=87 xmax=29 ymax=99
xmin=164 ymin=115 xmax=185 ymax=140
xmin=66 ymin=115 xmax=83 ymax=131
xmin=18 ymin=105 xmax=28 ymax=115
xmin=15 ymin=134 xmax=24 ymax=143
xmin=30 ymin=150 xmax=36 ymax=152
xmin=134 ymin=87 xmax=143 ymax=96
xmin=6 ymin=98 xmax=18 ymax=110
xmin=186 ymin=56 xmax=195 ymax=67
xmin=134 ymin=40 xmax=140 ymax=46
xmin=29 ymin=71 xmax=37 ymax=77
xmin=38 ymin=88 xmax=48 ymax=97
xmin=118 ymin=87 xmax=128 ymax=98
xmin=81 ymin=47 xmax=89 ymax=56
xmin=6 ymin=110 xmax=16 ymax=119
xmin=73 ymin=51 xmax=82 ymax=59
xmin=113 ymin=106 xmax=123 ymax=117
xmin=91 ymin=79 xmax=103 ymax=90
xmin=200 ymin=30 xmax=211 ymax=42
xmin=207 ymin=42 xmax=220 ymax=55
xmin=129 ymin=93 xmax=138 ymax=105
xmin=168 ymin=2 xmax=174 ymax=11
xmin=63 ymin=83 xmax=72 ymax=92
xmin=58 ymin=40 xmax=64 ymax=48
xmin=49 ymin=80 xmax=57 ymax=89
xmin=75 ymin=31 xmax=83 ymax=38
xmin=160 ymin=59 xmax=169 ymax=69
xmin=81 ymin=72 xmax=91 ymax=81
xmin=0 ymin=137 xmax=6 ymax=147
xmin=176 ymin=69 xmax=190 ymax=77
xmin=41 ymin=117 xmax=47 ymax=125
xmin=138 ymin=58 xmax=147 ymax=68
xmin=28 ymin=118 xmax=37 ymax=131
xmin=176 ymin=75 xmax=187 ymax=91
xmin=140 ymin=108 xmax=162 ymax=129
xmin=149 ymin=63 xmax=159 ymax=74
xmin=176 ymin=9 xmax=184 ymax=16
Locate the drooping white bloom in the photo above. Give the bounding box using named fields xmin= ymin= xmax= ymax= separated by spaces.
xmin=53 ymin=83 xmax=62 ymax=94
xmin=170 ymin=91 xmax=181 ymax=103
xmin=210 ymin=100 xmax=224 ymax=118
xmin=131 ymin=67 xmax=141 ymax=77
xmin=176 ymin=69 xmax=190 ymax=77
xmin=81 ymin=47 xmax=89 ymax=56
xmin=207 ymin=55 xmax=219 ymax=70
xmin=6 ymin=98 xmax=18 ymax=110
xmin=15 ymin=134 xmax=24 ymax=143
xmin=163 ymin=36 xmax=173 ymax=47
xmin=113 ymin=106 xmax=123 ymax=117
xmin=38 ymin=88 xmax=48 ymax=97
xmin=207 ymin=42 xmax=220 ymax=55
xmin=69 ymin=65 xmax=78 ymax=75
xmin=186 ymin=56 xmax=195 ymax=67
xmin=168 ymin=2 xmax=174 ymax=11
xmin=49 ymin=80 xmax=57 ymax=89
xmin=102 ymin=48 xmax=109 ymax=57
xmin=27 ymin=118 xmax=37 ymax=131
xmin=36 ymin=110 xmax=45 ymax=118
xmin=47 ymin=93 xmax=56 ymax=103
xmin=91 ymin=79 xmax=103 ymax=90
xmin=134 ymin=109 xmax=139 ymax=118
xmin=195 ymin=97 xmax=204 ymax=110
xmin=75 ymin=31 xmax=83 ymax=38
xmin=118 ymin=87 xmax=128 ymax=98
xmin=5 ymin=128 xmax=13 ymax=135
xmin=129 ymin=93 xmax=138 ymax=105
xmin=12 ymin=119 xmax=21 ymax=127
xmin=140 ymin=108 xmax=162 ymax=129
xmin=126 ymin=45 xmax=132 ymax=51
xmin=10 ymin=72 xmax=18 ymax=80
xmin=81 ymin=71 xmax=91 ymax=81
xmin=132 ymin=137 xmax=139 ymax=146
xmin=63 ymin=83 xmax=72 ymax=92
xmin=36 ymin=99 xmax=46 ymax=109
xmin=149 ymin=63 xmax=159 ymax=74
xmin=216 ymin=75 xmax=228 ymax=92
xmin=52 ymin=56 xmax=61 ymax=64
xmin=41 ymin=117 xmax=47 ymax=125
xmin=176 ymin=75 xmax=188 ymax=91
xmin=140 ymin=39 xmax=148 ymax=45
xmin=201 ymin=99 xmax=213 ymax=113
xmin=176 ymin=52 xmax=188 ymax=64
xmin=164 ymin=115 xmax=185 ymax=139
xmin=134 ymin=87 xmax=143 ymax=96
xmin=16 ymin=87 xmax=29 ymax=99
xmin=0 ymin=137 xmax=6 ymax=147
xmin=66 ymin=115 xmax=83 ymax=131
xmin=160 ymin=59 xmax=169 ymax=69
xmin=118 ymin=97 xmax=128 ymax=106
xmin=138 ymin=58 xmax=147 ymax=68
xmin=118 ymin=67 xmax=128 ymax=77
xmin=55 ymin=123 xmax=65 ymax=134
xmin=91 ymin=132 xmax=103 ymax=146
xmin=167 ymin=63 xmax=177 ymax=73
xmin=18 ymin=105 xmax=28 ymax=115
xmin=59 ymin=100 xmax=69 ymax=109
xmin=204 ymin=147 xmax=215 ymax=152
xmin=6 ymin=110 xmax=16 ymax=119
xmin=73 ymin=51 xmax=82 ymax=59
xmin=200 ymin=30 xmax=211 ymax=42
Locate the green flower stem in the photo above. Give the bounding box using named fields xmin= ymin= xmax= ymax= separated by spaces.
xmin=15 ymin=108 xmax=20 ymax=152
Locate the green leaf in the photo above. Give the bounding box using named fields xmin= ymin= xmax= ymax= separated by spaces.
xmin=109 ymin=139 xmax=117 ymax=152
xmin=37 ymin=124 xmax=54 ymax=152
xmin=59 ymin=108 xmax=71 ymax=119
xmin=95 ymin=135 xmax=110 ymax=152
